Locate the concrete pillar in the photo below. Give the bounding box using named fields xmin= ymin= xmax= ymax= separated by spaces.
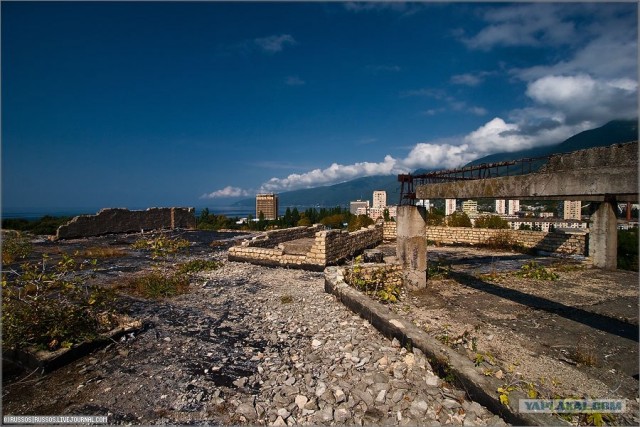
xmin=589 ymin=202 xmax=618 ymax=270
xmin=396 ymin=205 xmax=427 ymax=290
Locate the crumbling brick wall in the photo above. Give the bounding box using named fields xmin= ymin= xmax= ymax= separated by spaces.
xmin=55 ymin=207 xmax=196 ymax=240
xmin=228 ymin=224 xmax=384 ymax=270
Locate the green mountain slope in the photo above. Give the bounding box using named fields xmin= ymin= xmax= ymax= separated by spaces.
xmin=234 ymin=119 xmax=638 ymax=208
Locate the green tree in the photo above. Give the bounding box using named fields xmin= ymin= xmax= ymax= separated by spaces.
xmin=383 ymin=209 xmax=390 ymax=222
xmin=321 ymin=214 xmax=346 ymax=229
xmin=519 ymin=223 xmax=532 ymax=230
xmin=447 ymin=211 xmax=472 ymax=228
xmin=474 ymin=215 xmax=510 ymax=229
xmin=348 ymin=214 xmax=374 ymax=232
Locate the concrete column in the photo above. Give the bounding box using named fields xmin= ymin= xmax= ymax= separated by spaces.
xmin=396 ymin=205 xmax=427 ymax=290
xmin=589 ymin=202 xmax=618 ymax=270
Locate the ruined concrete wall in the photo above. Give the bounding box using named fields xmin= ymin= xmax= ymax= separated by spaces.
xmin=425 ymin=226 xmax=586 ymax=255
xmin=56 ymin=208 xmax=196 ymax=240
xmin=228 ymin=224 xmax=383 ymax=270
xmin=241 ymin=226 xmax=321 ymax=248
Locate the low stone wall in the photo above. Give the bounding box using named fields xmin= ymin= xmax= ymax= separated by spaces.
xmin=383 ymin=221 xmax=397 ymax=241
xmin=228 ymin=225 xmax=384 ymax=270
xmin=242 ymin=226 xmax=321 ymax=248
xmin=425 ymin=226 xmax=587 ymax=255
xmin=56 ymin=207 xmax=196 ymax=240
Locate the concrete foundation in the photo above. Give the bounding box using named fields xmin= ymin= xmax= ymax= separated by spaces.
xmin=589 ymin=202 xmax=618 ymax=270
xmin=396 ymin=205 xmax=427 ymax=290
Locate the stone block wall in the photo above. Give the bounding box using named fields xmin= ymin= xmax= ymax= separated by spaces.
xmin=383 ymin=221 xmax=397 ymax=240
xmin=242 ymin=226 xmax=321 ymax=248
xmin=228 ymin=224 xmax=384 ymax=270
xmin=425 ymin=226 xmax=586 ymax=255
xmin=56 ymin=208 xmax=196 ymax=240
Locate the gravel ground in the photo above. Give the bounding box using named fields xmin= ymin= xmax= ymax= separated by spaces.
xmin=3 ymin=254 xmax=501 ymax=426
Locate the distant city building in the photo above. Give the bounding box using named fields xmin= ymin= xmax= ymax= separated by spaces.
xmin=561 ymin=200 xmax=582 ymax=220
xmin=462 ymin=200 xmax=478 ymax=216
xmin=350 ymin=200 xmax=370 ymax=215
xmin=373 ymin=191 xmax=387 ymax=209
xmin=539 ymin=212 xmax=554 ymax=218
xmin=495 ymin=199 xmax=506 ymax=214
xmin=508 ymin=200 xmax=520 ymax=216
xmin=256 ymin=193 xmax=279 ymax=220
xmin=507 ymin=218 xmax=588 ymax=232
xmin=445 ymin=199 xmax=457 ymax=216
xmin=416 ymin=199 xmax=431 ymax=211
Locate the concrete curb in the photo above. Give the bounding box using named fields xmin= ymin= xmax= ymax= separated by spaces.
xmin=324 ymin=266 xmax=566 ymax=426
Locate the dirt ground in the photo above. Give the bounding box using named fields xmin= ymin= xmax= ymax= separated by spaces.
xmin=378 ymin=243 xmax=639 ymax=424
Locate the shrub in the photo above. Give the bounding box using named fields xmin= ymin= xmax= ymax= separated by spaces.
xmin=474 ymin=215 xmax=510 ymax=229
xmin=2 ymin=254 xmax=117 ymax=351
xmin=177 ymin=259 xmax=221 ymax=275
xmin=447 ymin=211 xmax=472 ymax=227
xmin=121 ymin=272 xmax=190 ymax=299
xmin=348 ymin=214 xmax=374 ymax=232
xmin=2 ymin=232 xmax=32 ymax=264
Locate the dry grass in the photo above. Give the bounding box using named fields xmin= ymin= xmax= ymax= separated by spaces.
xmin=78 ymin=246 xmax=128 ymax=259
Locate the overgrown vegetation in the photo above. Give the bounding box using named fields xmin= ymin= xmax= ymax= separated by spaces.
xmin=344 ymin=256 xmax=402 ymax=303
xmin=617 ymin=228 xmax=638 ymax=271
xmin=123 ymin=272 xmax=190 ymax=299
xmin=474 ymin=215 xmax=510 ymax=229
xmin=481 ymin=230 xmax=528 ymax=252
xmin=347 ymin=214 xmax=375 ymax=232
xmin=2 ymin=253 xmax=117 ymax=351
xmin=446 ymin=211 xmax=472 ymax=227
xmin=515 ymin=261 xmax=559 ymax=281
xmin=2 ymin=231 xmax=32 ymax=264
xmin=177 ymin=259 xmax=221 ymax=275
xmin=2 ymin=215 xmax=73 ymax=235
xmin=120 ymin=234 xmax=193 ymax=299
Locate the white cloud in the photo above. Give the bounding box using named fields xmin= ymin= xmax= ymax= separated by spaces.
xmin=450 ymin=72 xmax=492 ymax=87
xmin=259 ymin=155 xmax=403 ymax=193
xmin=254 ymin=34 xmax=297 ymax=53
xmin=285 ymin=75 xmax=305 ymax=86
xmin=461 ymin=4 xmax=577 ymax=51
xmin=201 ymin=186 xmax=250 ymax=199
xmin=525 ymin=74 xmax=637 ymax=124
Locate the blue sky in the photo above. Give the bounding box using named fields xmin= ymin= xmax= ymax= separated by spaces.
xmin=2 ymin=1 xmax=637 ymax=212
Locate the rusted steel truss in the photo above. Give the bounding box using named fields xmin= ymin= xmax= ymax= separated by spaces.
xmin=398 ymin=156 xmax=550 ymax=205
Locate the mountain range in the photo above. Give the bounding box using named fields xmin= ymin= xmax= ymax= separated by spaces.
xmin=233 ymin=119 xmax=638 ymax=208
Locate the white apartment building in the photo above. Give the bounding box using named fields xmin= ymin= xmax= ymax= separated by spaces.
xmin=373 ymin=191 xmax=387 ymax=209
xmin=562 ymin=201 xmax=582 ymax=220
xmin=495 ymin=199 xmax=506 ymax=214
xmin=462 ymin=200 xmax=478 ymax=216
xmin=508 ymin=200 xmax=520 ymax=215
xmin=350 ymin=200 xmax=370 ymax=215
xmin=445 ymin=198 xmax=457 ymax=216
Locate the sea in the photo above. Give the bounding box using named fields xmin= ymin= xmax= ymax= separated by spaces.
xmin=1 ymin=206 xmax=257 ymax=221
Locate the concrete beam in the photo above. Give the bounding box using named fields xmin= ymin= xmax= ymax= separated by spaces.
xmin=396 ymin=205 xmax=427 ymax=290
xmin=416 ymin=142 xmax=638 ymax=202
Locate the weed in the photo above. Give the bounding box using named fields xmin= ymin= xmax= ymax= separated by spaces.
xmin=427 ymin=261 xmax=450 ymax=279
xmin=280 ymin=294 xmax=293 ymax=304
xmin=2 ymin=253 xmax=117 ymax=351
xmin=2 ymin=232 xmax=32 ymax=264
xmin=516 ymin=261 xmax=559 ymax=281
xmin=177 ymin=259 xmax=221 ymax=275
xmin=344 ymin=257 xmax=403 ymax=304
xmin=77 ymin=247 xmax=128 ymax=259
xmin=121 ymin=272 xmax=189 ymax=299
xmin=574 ymin=346 xmax=598 ymax=367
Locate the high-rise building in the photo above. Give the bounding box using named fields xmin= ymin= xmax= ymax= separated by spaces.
xmin=350 ymin=200 xmax=370 ymax=215
xmin=462 ymin=200 xmax=478 ymax=215
xmin=256 ymin=193 xmax=279 ymax=220
xmin=495 ymin=199 xmax=506 ymax=214
xmin=562 ymin=200 xmax=582 ymax=220
xmin=508 ymin=200 xmax=520 ymax=215
xmin=445 ymin=198 xmax=457 ymax=216
xmin=373 ymin=191 xmax=387 ymax=209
